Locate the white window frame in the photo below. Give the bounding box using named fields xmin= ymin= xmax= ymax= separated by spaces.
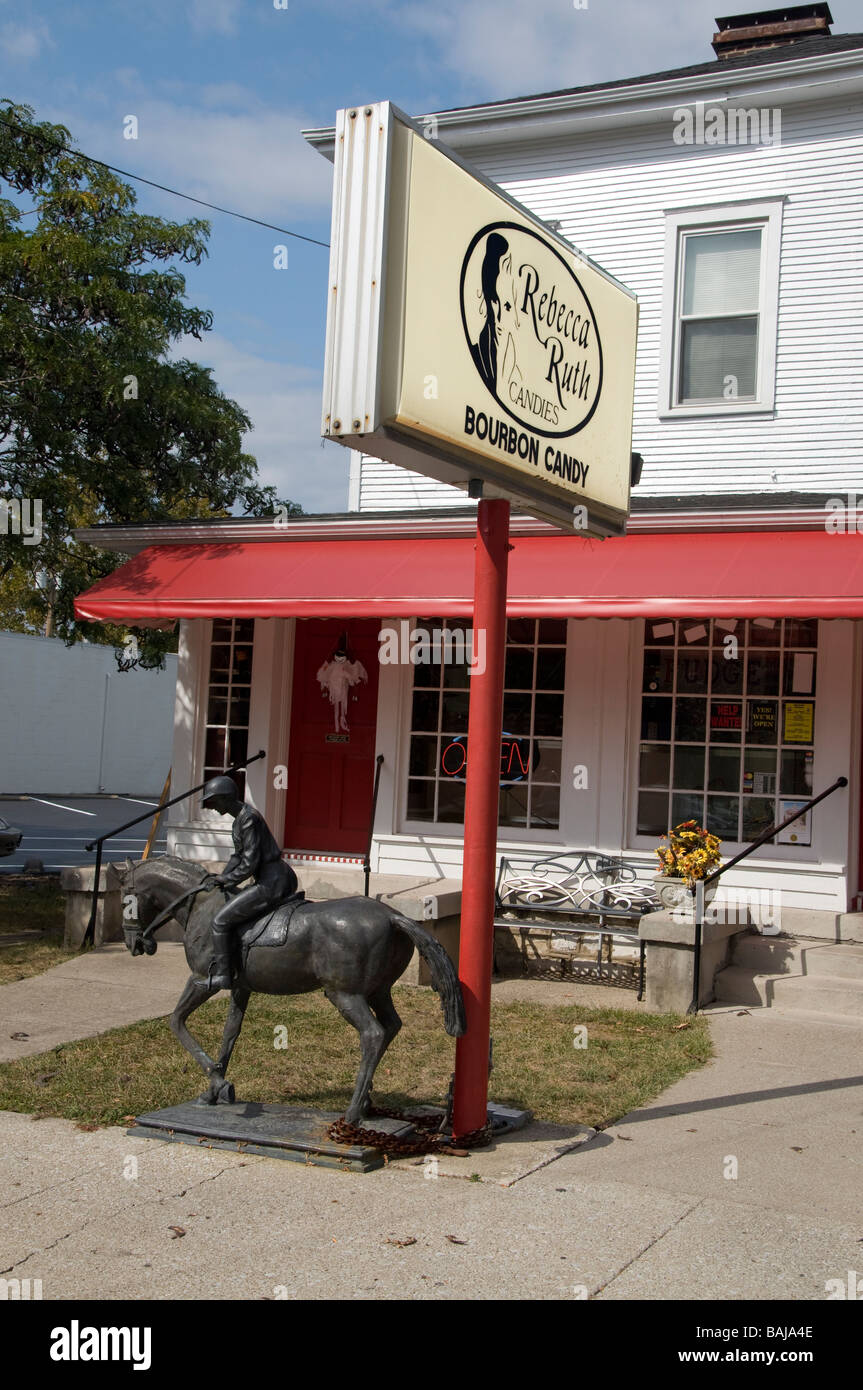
xmin=658 ymin=198 xmax=784 ymax=418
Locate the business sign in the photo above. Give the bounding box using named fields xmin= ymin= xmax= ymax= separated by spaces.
xmin=320 ymin=102 xmax=638 ymax=536
xmin=441 ymin=734 xmax=536 ymax=785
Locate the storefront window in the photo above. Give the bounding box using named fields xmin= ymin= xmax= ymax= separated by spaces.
xmin=637 ymin=617 xmax=817 ymax=843
xmin=203 ymin=618 xmax=255 ymax=801
xmin=407 ymin=617 xmax=566 ymax=831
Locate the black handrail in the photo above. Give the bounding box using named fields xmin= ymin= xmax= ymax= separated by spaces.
xmin=364 ymin=755 xmax=385 ymax=897
xmin=80 ymin=749 xmax=267 ymax=949
xmin=687 ymin=776 xmax=848 ymax=1013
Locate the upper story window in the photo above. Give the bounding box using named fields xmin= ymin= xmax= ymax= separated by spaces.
xmin=659 ymin=200 xmax=784 ymax=418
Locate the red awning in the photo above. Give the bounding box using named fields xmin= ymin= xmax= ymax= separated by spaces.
xmin=74 ymin=530 xmax=863 ymax=622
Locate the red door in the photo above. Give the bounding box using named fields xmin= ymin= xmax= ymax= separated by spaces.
xmin=283 ymin=619 xmax=381 ymax=854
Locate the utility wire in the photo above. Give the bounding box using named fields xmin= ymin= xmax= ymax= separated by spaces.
xmin=0 ymin=111 xmax=330 ymax=248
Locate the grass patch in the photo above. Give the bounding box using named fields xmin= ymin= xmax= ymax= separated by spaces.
xmin=0 ymin=879 xmax=75 ymax=985
xmin=0 ymin=987 xmax=712 ymax=1130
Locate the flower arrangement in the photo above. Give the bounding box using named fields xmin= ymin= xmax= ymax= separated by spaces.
xmin=656 ymin=820 xmax=722 ymax=887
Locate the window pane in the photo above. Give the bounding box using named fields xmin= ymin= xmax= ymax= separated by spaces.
xmin=407 ymin=780 xmax=435 ymax=821
xmin=677 ymin=651 xmax=709 ymax=694
xmin=784 ymin=650 xmax=816 ymax=696
xmin=748 ymin=618 xmax=780 ymax=647
xmin=747 ymin=700 xmax=778 ymax=744
xmin=672 ymin=792 xmax=703 ymax=826
xmin=742 ymin=797 xmax=775 ymax=839
xmin=437 ymin=779 xmax=465 ymax=823
xmin=683 ymin=229 xmax=762 ymax=316
xmin=504 ymin=647 xmax=534 ymax=689
xmin=409 ymin=736 xmax=438 ymax=778
xmin=711 ymin=652 xmax=743 ymax=694
xmin=643 ymin=650 xmax=674 ymax=693
xmin=640 ymin=743 xmax=670 ymax=789
xmin=441 ymin=693 xmax=470 ymax=733
xmin=710 ymin=700 xmax=742 ymax=742
xmin=638 ymin=791 xmax=668 ymax=836
xmin=533 ymin=740 xmax=562 ymax=783
xmin=680 ymin=317 xmax=758 ymax=401
xmin=785 ymin=619 xmax=818 ymax=649
xmin=230 ymin=645 xmax=254 ymax=683
xmin=499 ymin=784 xmax=529 ymax=829
xmin=411 ymin=690 xmax=439 ymax=732
xmin=506 ymin=619 xmax=535 ymax=644
xmin=205 ymin=728 xmax=226 ymax=766
xmin=529 ymin=784 xmax=560 ymax=831
xmin=674 ymin=745 xmax=705 ymax=789
xmin=534 ymin=694 xmax=564 ymax=736
xmin=537 ymin=619 xmax=567 ymax=644
xmin=707 ymin=795 xmax=739 ymax=839
xmin=747 ymin=652 xmax=780 ymax=695
xmin=780 ymin=749 xmax=813 ymax=797
xmin=642 ymin=697 xmax=672 ymax=741
xmin=708 ymin=747 xmax=740 ymax=793
xmin=743 ymin=748 xmax=777 ymax=796
xmin=674 ymin=698 xmax=706 ymax=742
xmin=535 ymin=648 xmax=566 ymax=690
xmin=503 ymin=692 xmax=532 ymax=736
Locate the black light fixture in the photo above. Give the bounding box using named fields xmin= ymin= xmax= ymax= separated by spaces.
xmin=631 ymin=452 xmax=644 ymax=487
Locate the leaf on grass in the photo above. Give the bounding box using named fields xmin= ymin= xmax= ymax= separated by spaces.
xmin=673 ymin=1021 xmax=691 ymax=1031
xmin=168 ymin=1226 xmax=186 ymax=1239
xmin=36 ymin=1072 xmax=58 ymax=1085
xmin=385 ymin=1236 xmax=417 ymax=1248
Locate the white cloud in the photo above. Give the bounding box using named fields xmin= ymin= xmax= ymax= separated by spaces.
xmin=324 ymin=0 xmax=728 ymax=103
xmin=0 ymin=21 xmax=53 ymax=61
xmin=175 ymin=334 xmax=348 ymax=514
xmin=188 ymin=0 xmax=242 ymax=37
xmin=67 ymin=92 xmax=333 ymax=223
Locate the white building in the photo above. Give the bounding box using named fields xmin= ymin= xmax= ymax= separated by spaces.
xmin=75 ymin=5 xmax=863 ymax=936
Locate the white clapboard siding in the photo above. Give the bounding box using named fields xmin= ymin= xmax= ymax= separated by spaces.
xmin=358 ymin=92 xmax=863 ymax=511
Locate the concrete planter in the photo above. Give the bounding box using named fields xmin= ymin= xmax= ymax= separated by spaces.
xmin=653 ymin=874 xmax=718 ymax=919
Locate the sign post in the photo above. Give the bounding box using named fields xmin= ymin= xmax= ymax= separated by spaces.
xmin=453 ymin=497 xmax=510 ymax=1136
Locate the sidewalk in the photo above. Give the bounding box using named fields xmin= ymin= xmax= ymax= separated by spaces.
xmin=1 ymin=947 xmax=861 ymax=1299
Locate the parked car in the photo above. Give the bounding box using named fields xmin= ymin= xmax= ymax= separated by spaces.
xmin=0 ymin=816 xmax=23 ymax=857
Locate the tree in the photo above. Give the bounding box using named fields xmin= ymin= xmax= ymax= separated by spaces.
xmin=0 ymin=100 xmax=302 ymax=666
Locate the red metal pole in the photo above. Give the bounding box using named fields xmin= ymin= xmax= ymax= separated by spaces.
xmin=453 ymin=497 xmax=510 ymax=1137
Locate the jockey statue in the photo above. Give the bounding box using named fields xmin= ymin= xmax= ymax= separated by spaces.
xmin=199 ymin=776 xmax=298 ymax=990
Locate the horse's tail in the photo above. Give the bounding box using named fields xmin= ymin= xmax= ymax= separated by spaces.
xmin=390 ymin=913 xmax=466 ymax=1037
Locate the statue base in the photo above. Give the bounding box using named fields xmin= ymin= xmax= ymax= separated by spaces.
xmin=129 ymin=1100 xmax=416 ymax=1172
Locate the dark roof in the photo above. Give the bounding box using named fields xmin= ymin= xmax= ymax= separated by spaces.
xmin=439 ymin=31 xmax=863 ymax=113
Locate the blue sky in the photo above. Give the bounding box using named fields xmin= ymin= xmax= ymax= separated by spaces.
xmin=2 ymin=0 xmax=862 ymax=511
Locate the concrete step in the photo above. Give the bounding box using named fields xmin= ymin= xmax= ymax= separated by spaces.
xmin=714 ymin=962 xmax=863 ymax=1018
xmin=731 ymin=935 xmax=863 ymax=980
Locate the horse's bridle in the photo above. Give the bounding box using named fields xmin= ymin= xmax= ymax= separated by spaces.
xmin=124 ymin=861 xmax=221 ymax=947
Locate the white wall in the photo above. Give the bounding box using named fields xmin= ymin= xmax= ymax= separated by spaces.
xmin=0 ymin=632 xmax=177 ymax=795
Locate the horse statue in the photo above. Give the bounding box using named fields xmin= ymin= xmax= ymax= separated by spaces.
xmin=118 ymin=856 xmax=466 ymax=1124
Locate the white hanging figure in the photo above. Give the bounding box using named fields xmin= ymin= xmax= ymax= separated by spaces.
xmin=316 ymin=649 xmax=368 ymax=733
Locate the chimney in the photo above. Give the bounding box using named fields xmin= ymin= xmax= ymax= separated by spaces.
xmin=713 ymin=4 xmax=833 ymax=59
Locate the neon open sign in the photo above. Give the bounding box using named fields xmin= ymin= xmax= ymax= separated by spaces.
xmin=440 ymin=734 xmax=537 ymax=785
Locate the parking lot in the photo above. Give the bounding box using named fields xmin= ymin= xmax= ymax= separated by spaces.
xmin=0 ymin=795 xmax=168 ymax=872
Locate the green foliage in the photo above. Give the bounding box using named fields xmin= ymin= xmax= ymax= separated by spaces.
xmin=0 ymin=101 xmax=302 ymax=665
